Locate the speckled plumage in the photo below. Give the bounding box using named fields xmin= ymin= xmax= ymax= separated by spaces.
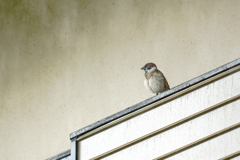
xmin=141 ymin=63 xmax=170 ymax=95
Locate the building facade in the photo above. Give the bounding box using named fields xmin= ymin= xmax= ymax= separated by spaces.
xmin=1 ymin=0 xmax=240 ymax=159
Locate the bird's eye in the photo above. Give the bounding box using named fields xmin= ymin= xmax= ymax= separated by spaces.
xmin=147 ymin=66 xmax=151 ymax=70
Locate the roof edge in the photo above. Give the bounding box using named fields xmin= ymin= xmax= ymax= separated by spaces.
xmin=70 ymin=58 xmax=240 ymax=140
xmin=46 ymin=149 xmax=70 ymax=160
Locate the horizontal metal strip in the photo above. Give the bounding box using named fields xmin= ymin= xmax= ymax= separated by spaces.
xmin=89 ymin=94 xmax=240 ymax=160
xmin=46 ymin=149 xmax=71 ymax=160
xmin=218 ymin=150 xmax=240 ymax=160
xmin=71 ymin=58 xmax=240 ymax=140
xmin=77 ymin=66 xmax=240 ymax=142
xmin=153 ymin=122 xmax=240 ymax=160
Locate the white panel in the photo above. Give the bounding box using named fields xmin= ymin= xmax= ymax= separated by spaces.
xmin=101 ymin=100 xmax=240 ymax=160
xmin=167 ymin=130 xmax=240 ymax=160
xmin=232 ymin=156 xmax=240 ymax=160
xmin=79 ymin=71 xmax=240 ymax=160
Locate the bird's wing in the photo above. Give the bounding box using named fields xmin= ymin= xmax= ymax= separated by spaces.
xmin=155 ymin=70 xmax=170 ymax=90
xmin=163 ymin=76 xmax=170 ymax=90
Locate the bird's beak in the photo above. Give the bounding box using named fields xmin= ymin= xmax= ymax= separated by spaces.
xmin=141 ymin=66 xmax=146 ymax=70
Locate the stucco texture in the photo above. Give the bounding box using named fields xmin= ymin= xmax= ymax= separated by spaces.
xmin=0 ymin=0 xmax=240 ymax=159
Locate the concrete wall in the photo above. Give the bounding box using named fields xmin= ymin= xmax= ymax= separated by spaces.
xmin=0 ymin=0 xmax=239 ymax=159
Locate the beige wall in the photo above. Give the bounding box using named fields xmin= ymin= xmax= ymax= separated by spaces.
xmin=0 ymin=0 xmax=240 ymax=159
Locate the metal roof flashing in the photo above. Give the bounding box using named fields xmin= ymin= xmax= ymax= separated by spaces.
xmin=70 ymin=58 xmax=240 ymax=140
xmin=46 ymin=149 xmax=70 ymax=160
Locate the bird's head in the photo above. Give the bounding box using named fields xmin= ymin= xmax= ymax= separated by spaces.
xmin=141 ymin=62 xmax=157 ymax=73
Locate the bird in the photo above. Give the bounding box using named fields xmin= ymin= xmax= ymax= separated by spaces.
xmin=141 ymin=62 xmax=170 ymax=95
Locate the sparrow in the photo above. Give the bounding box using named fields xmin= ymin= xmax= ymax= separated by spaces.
xmin=141 ymin=62 xmax=170 ymax=95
